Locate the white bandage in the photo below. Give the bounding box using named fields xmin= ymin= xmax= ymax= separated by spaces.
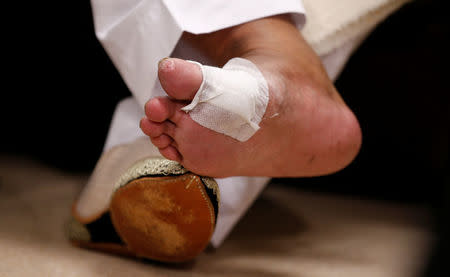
xmin=181 ymin=58 xmax=269 ymax=142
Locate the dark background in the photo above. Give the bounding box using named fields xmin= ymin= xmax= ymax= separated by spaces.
xmin=3 ymin=1 xmax=448 ymax=276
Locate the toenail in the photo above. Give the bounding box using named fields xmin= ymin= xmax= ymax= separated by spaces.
xmin=158 ymin=57 xmax=174 ymax=72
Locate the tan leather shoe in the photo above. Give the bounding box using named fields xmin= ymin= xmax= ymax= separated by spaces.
xmin=66 ymin=158 xmax=219 ymax=263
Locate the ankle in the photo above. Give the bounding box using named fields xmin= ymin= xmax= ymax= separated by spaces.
xmin=181 ymin=15 xmax=301 ymax=66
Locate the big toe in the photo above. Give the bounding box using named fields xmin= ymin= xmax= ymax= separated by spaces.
xmin=158 ymin=58 xmax=202 ymax=100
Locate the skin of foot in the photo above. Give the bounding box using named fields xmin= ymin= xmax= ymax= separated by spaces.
xmin=140 ymin=15 xmax=362 ymax=178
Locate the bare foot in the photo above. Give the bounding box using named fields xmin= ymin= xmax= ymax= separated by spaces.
xmin=140 ymin=16 xmax=361 ymax=178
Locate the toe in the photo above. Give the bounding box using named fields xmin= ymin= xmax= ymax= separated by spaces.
xmin=150 ymin=134 xmax=173 ymax=149
xmin=145 ymin=97 xmax=186 ymax=124
xmin=140 ymin=118 xmax=177 ymax=138
xmin=158 ymin=58 xmax=202 ymax=101
xmin=145 ymin=98 xmax=169 ymax=123
xmin=159 ymin=146 xmax=182 ymax=163
xmin=140 ymin=118 xmax=165 ymax=138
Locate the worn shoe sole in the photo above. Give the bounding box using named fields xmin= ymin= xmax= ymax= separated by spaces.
xmin=110 ymin=174 xmax=216 ymax=262
xmin=67 ymin=158 xmax=219 ymax=263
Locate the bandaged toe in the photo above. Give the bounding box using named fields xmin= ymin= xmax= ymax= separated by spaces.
xmin=181 ymin=58 xmax=269 ymax=142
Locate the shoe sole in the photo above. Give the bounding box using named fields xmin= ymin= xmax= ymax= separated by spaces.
xmin=109 ymin=173 xmax=215 ymax=262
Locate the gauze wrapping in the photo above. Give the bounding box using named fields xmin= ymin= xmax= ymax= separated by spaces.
xmin=181 ymin=58 xmax=269 ymax=142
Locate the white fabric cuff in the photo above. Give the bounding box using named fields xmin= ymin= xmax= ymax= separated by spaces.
xmin=90 ymin=0 xmax=305 ymax=109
